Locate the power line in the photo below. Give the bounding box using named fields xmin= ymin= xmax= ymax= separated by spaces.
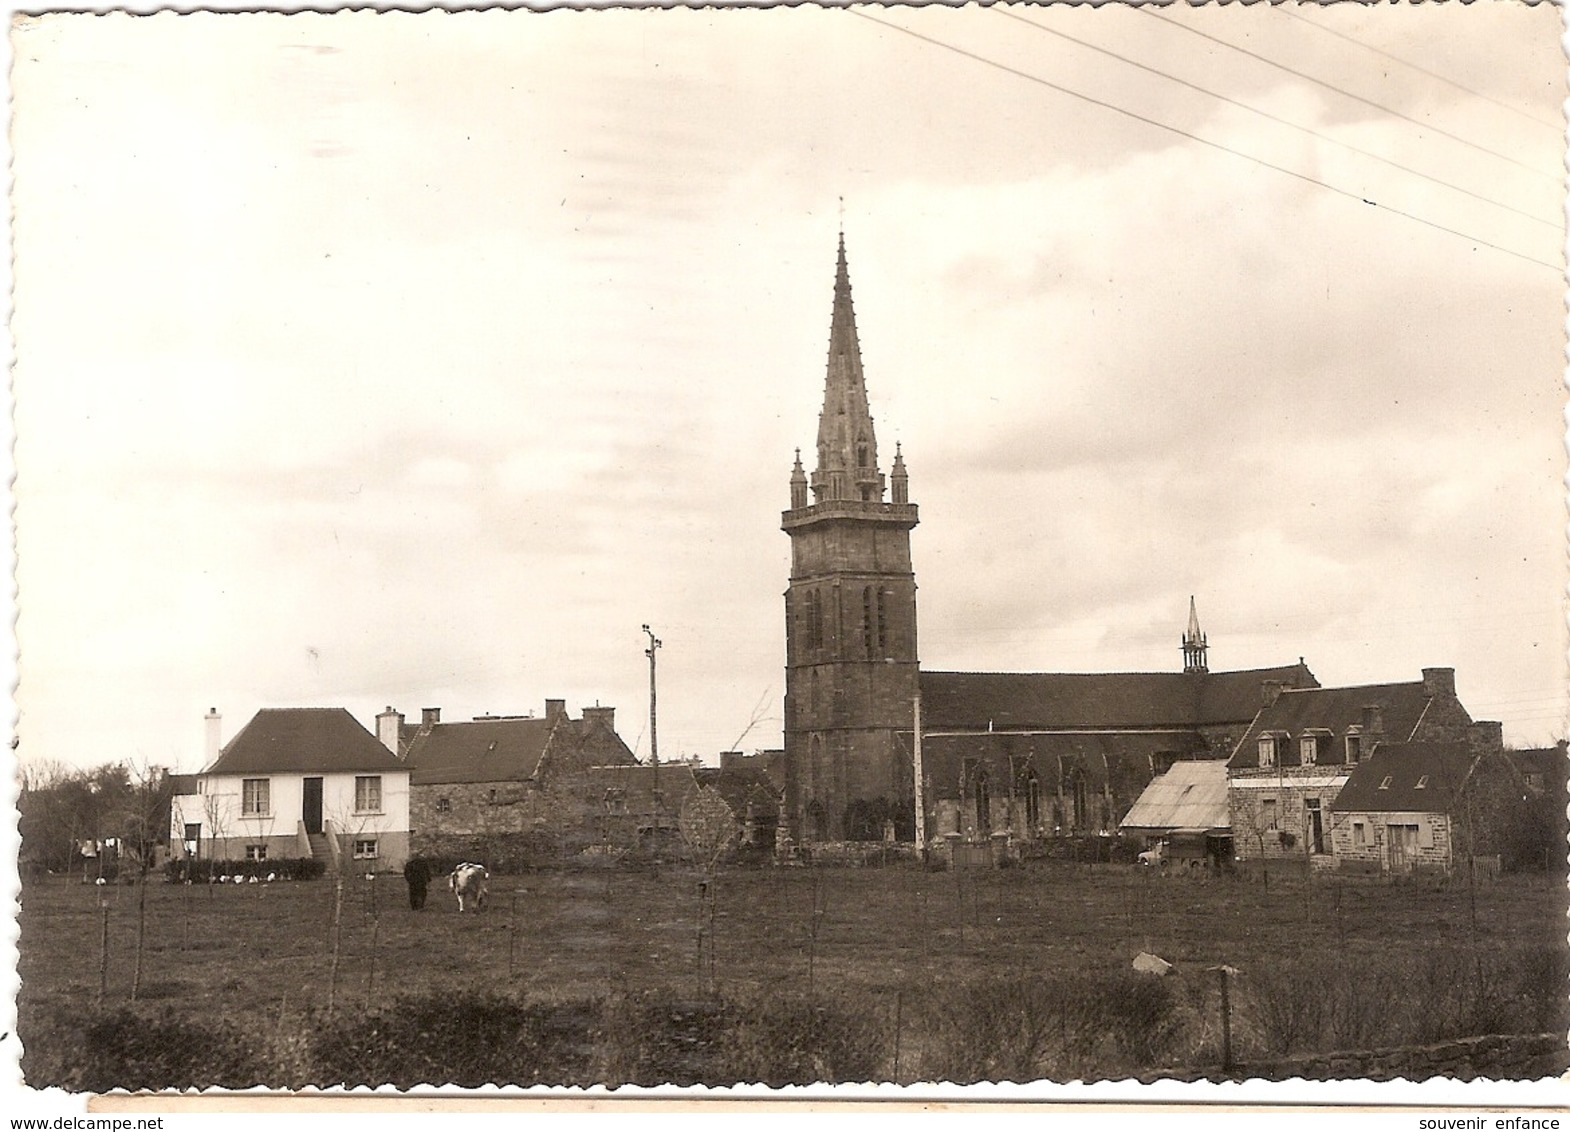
xmin=1138 ymin=6 xmax=1558 ymax=185
xmin=849 ymin=10 xmax=1560 ymax=273
xmin=995 ymin=7 xmax=1560 ymax=232
xmin=1274 ymin=5 xmax=1562 ymax=133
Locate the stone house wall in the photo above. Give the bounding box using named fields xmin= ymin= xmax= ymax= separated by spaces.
xmin=1330 ymin=808 xmax=1453 ymax=872
xmin=1229 ymin=767 xmax=1348 ymax=867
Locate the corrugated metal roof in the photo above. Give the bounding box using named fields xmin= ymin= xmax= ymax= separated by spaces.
xmin=1119 ymin=760 xmax=1230 ymax=833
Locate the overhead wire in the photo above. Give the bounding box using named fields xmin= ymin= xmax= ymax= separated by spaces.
xmin=994 ymin=7 xmax=1561 ymax=232
xmin=1138 ymin=6 xmax=1559 ymax=184
xmin=849 ymin=10 xmax=1559 ymax=273
xmin=1273 ymin=4 xmax=1563 ymax=133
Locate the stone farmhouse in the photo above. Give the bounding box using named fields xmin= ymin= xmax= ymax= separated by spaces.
xmin=392 ymin=700 xmax=638 ymax=859
xmin=1329 ymin=721 xmax=1519 ymax=875
xmin=1225 ymin=667 xmax=1474 ymax=868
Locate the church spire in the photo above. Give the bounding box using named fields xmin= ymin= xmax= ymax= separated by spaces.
xmin=1182 ymin=595 xmax=1208 ymax=673
xmin=811 ymin=233 xmax=885 ymax=504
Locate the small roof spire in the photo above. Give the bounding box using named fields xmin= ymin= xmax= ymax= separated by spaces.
xmin=1182 ymin=596 xmax=1208 ymax=673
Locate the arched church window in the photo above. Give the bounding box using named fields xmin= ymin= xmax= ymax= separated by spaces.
xmin=1023 ymin=769 xmax=1041 ymax=831
xmin=877 ymin=590 xmax=890 ymax=654
xmin=857 ymin=443 xmax=868 ymax=468
xmin=974 ymin=768 xmax=992 ymax=835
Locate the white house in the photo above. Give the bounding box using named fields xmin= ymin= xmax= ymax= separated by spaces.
xmin=172 ymin=707 xmax=411 ymax=872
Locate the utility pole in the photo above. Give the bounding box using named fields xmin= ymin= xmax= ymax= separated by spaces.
xmin=643 ymin=624 xmax=662 ymax=794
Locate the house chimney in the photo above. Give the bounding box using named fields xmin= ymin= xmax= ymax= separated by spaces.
xmin=1261 ymin=680 xmax=1284 ymax=707
xmin=204 ymin=708 xmax=222 ymax=764
xmin=581 ymin=705 xmax=615 ymax=732
xmin=545 ymin=698 xmax=567 ymax=722
xmin=421 ymin=707 xmax=441 ymax=727
xmin=1422 ymin=667 xmax=1457 ymax=700
xmin=376 ymin=706 xmax=404 ymax=756
xmin=1361 ymin=704 xmax=1384 ymax=740
xmin=1467 ymin=720 xmax=1504 ymax=758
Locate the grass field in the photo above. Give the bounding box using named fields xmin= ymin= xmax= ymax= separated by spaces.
xmin=17 ymin=860 xmax=1569 ymax=1087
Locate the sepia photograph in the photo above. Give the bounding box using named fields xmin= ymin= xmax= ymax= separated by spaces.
xmin=6 ymin=0 xmax=1567 ymax=1103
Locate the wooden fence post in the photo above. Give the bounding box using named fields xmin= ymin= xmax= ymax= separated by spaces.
xmin=327 ymin=874 xmax=344 ymax=1018
xmin=1209 ymin=964 xmax=1237 ymax=1072
xmin=96 ymin=894 xmax=111 ymax=1006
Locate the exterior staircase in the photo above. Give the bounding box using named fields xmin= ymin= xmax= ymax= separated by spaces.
xmin=307 ymin=832 xmax=337 ymax=872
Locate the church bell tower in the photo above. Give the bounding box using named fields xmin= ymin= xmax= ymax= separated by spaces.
xmin=782 ymin=234 xmax=920 ymax=843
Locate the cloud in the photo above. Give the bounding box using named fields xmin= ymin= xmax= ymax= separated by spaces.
xmin=10 ymin=5 xmax=1565 ymax=777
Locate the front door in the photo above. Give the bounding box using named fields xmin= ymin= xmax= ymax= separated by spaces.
xmin=303 ymin=777 xmax=324 ymax=835
xmin=1387 ymin=822 xmax=1417 ymax=873
xmin=1305 ymin=798 xmax=1325 ymax=854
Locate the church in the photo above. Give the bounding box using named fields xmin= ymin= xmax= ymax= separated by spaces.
xmin=781 ymin=237 xmax=1318 ymax=845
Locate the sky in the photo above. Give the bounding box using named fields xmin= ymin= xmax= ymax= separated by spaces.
xmin=8 ymin=1 xmax=1567 ymax=777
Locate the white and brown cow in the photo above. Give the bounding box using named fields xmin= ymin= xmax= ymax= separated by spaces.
xmin=449 ymin=862 xmax=490 ymax=913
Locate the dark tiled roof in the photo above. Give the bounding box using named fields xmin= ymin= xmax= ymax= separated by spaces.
xmin=1330 ymin=742 xmax=1475 ymax=814
xmin=1228 ymin=680 xmax=1443 ymax=770
xmin=406 ymin=711 xmax=639 ymax=787
xmin=406 ymin=717 xmax=557 ymax=786
xmin=1508 ymin=743 xmax=1567 ymax=788
xmin=919 ymin=663 xmax=1316 ymax=732
xmin=206 ymin=708 xmax=402 ymax=775
xmin=1195 ymin=663 xmax=1320 ymax=724
xmin=582 ymin=762 xmax=700 ymax=809
xmin=694 ymin=765 xmax=782 ymax=815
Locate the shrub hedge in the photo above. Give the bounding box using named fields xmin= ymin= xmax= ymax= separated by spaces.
xmin=162 ymin=857 xmax=326 ymax=883
xmin=22 ymin=946 xmax=1568 ymax=1089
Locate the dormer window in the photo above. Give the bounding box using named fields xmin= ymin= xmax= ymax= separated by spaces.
xmin=1300 ymin=735 xmax=1319 ymax=766
xmin=1345 ymin=732 xmax=1362 ymax=765
xmin=1415 ymin=775 xmax=1429 ymax=790
xmin=1378 ymin=776 xmax=1393 ymax=790
xmin=1258 ymin=736 xmax=1277 ymax=768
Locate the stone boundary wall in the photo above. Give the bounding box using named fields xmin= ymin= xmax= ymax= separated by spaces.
xmin=1151 ymin=1033 xmax=1568 ymax=1082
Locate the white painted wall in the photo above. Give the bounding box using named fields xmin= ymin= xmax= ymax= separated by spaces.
xmin=181 ymin=770 xmax=410 ymax=850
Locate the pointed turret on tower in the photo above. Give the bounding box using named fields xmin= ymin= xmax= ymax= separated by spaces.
xmin=789 ymin=448 xmax=808 ymax=510
xmin=890 ymin=441 xmax=909 ymax=505
xmin=1182 ymin=596 xmax=1209 ymax=673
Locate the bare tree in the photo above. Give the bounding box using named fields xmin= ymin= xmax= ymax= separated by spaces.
xmin=679 ymin=785 xmax=739 ymax=988
xmin=679 ymin=785 xmax=738 ymax=873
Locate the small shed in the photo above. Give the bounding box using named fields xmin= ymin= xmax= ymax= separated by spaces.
xmin=1119 ymin=760 xmax=1232 ymax=865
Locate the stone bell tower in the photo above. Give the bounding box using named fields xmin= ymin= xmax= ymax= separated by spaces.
xmin=782 ymin=234 xmax=920 ymax=843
